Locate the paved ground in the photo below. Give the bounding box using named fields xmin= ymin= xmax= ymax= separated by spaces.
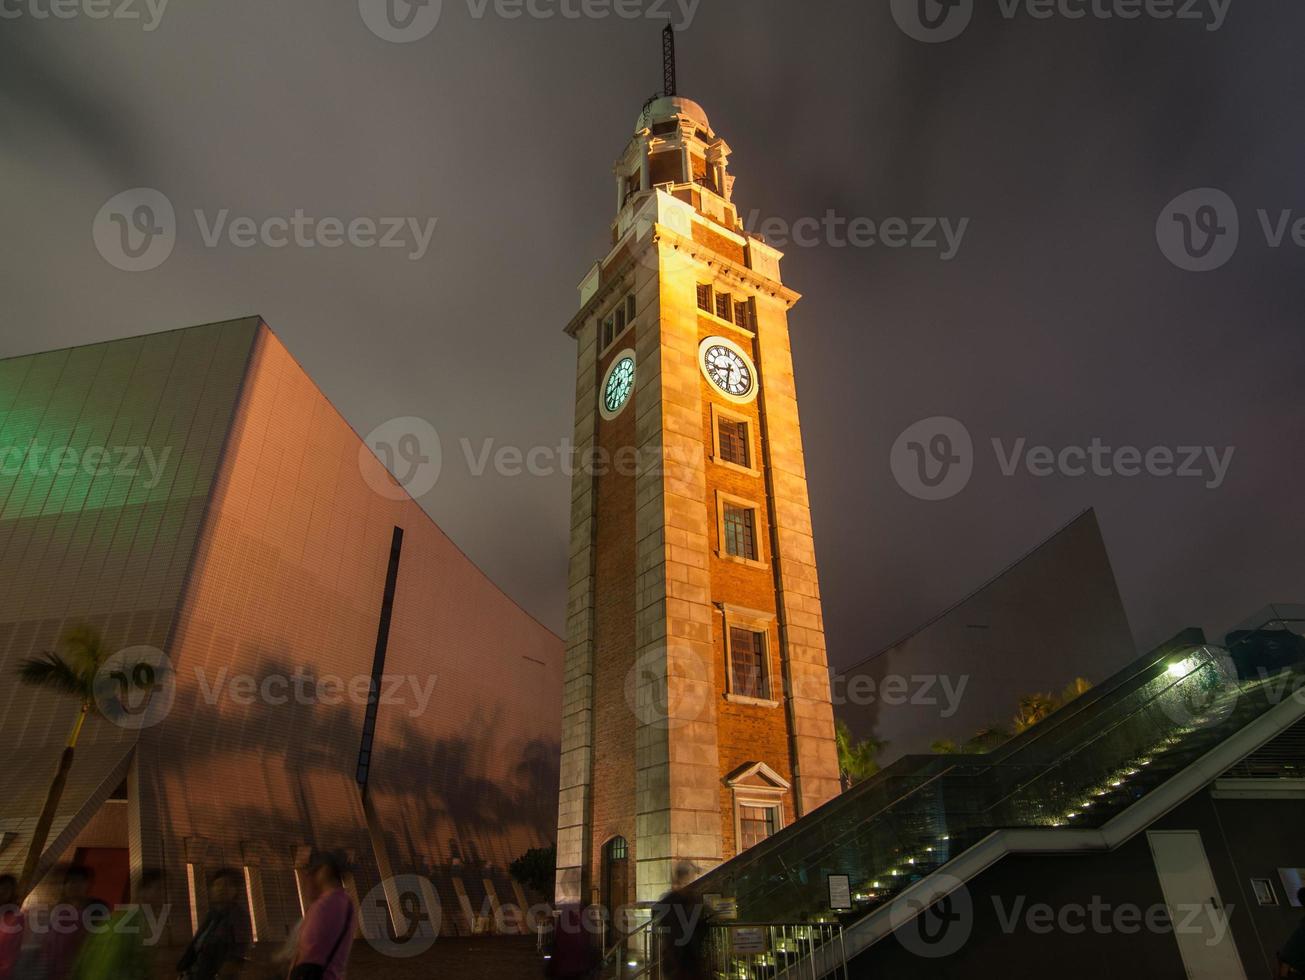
xmin=153 ymin=935 xmax=547 ymax=978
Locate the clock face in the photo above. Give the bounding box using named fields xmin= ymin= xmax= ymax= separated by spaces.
xmin=700 ymin=338 xmax=757 ymax=401
xmin=601 ymin=353 xmax=635 ymax=418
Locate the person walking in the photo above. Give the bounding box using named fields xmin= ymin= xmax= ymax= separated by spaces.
xmin=546 ymin=905 xmax=598 ymax=979
xmin=1280 ymin=888 xmax=1305 ymax=978
xmin=69 ymin=869 xmax=165 ymax=980
xmin=287 ymin=853 xmax=354 ymax=980
xmin=25 ymin=864 xmax=94 ymax=980
xmin=653 ymin=864 xmax=711 ymax=980
xmin=176 ymin=868 xmax=246 ymax=980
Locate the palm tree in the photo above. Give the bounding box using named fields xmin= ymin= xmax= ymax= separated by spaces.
xmin=835 ymin=720 xmax=886 ymax=790
xmin=14 ymin=625 xmax=153 ymax=897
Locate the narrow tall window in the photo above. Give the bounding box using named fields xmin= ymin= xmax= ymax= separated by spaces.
xmin=723 ymin=504 xmax=757 ymax=561
xmin=626 ymin=294 xmax=636 ymax=324
xmin=715 ymin=292 xmax=733 ymax=322
xmin=734 ymin=299 xmax=756 ymax=331
xmin=729 ymin=627 xmax=768 ymax=699
xmin=717 ymin=418 xmax=750 ymax=468
xmin=697 ymin=283 xmax=713 ymax=313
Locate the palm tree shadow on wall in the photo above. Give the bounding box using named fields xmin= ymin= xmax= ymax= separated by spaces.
xmin=144 ymin=646 xmax=559 ymax=879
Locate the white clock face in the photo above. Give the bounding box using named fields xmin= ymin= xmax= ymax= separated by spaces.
xmin=699 ymin=337 xmax=757 ymax=402
xmin=600 ymin=351 xmax=635 ymax=419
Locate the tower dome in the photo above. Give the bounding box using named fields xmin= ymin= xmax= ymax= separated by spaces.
xmin=635 ymin=96 xmax=712 ymax=136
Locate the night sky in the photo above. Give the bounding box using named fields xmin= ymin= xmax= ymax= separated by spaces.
xmin=4 ymin=0 xmax=1303 ymax=672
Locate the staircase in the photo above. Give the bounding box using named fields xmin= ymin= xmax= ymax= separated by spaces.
xmin=671 ymin=604 xmax=1305 ymax=978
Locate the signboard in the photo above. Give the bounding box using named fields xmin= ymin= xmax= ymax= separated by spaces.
xmin=708 ymin=896 xmax=738 ymax=921
xmin=732 ymin=926 xmax=768 ymax=955
xmin=827 ymin=874 xmax=853 ymax=911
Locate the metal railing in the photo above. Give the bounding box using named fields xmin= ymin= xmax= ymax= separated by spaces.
xmin=598 ymin=917 xmax=847 ymax=979
xmin=706 ymin=922 xmax=847 ymax=979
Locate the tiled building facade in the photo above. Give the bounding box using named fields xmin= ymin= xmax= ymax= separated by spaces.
xmin=0 ymin=318 xmax=562 ymax=943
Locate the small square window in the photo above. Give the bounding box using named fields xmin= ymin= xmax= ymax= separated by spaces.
xmin=723 ymin=504 xmax=758 ymax=561
xmin=729 ymin=627 xmax=768 ymax=699
xmin=717 ymin=418 xmax=750 ymax=468
xmin=715 ymin=292 xmax=733 ymax=322
xmin=738 ymin=803 xmax=779 ymax=850
xmin=697 ymin=283 xmax=713 ymax=313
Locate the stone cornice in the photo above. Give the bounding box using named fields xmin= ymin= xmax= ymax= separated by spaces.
xmin=563 ymin=222 xmax=801 ymax=339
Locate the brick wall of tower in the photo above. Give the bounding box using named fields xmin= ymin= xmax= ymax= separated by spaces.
xmin=555 ymin=316 xmax=599 ymax=906
xmin=697 ymin=314 xmax=797 ymax=857
xmin=752 ymin=295 xmax=842 ymax=814
xmin=586 ymin=332 xmax=639 ymax=906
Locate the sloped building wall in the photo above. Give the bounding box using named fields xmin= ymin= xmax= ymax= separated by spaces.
xmin=835 ymin=510 xmax=1135 ymax=763
xmin=0 ymin=319 xmax=259 ymax=882
xmin=144 ymin=324 xmax=562 ymax=941
xmin=0 ymin=319 xmax=562 ymax=945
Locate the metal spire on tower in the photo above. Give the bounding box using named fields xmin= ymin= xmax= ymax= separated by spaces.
xmin=662 ymin=22 xmax=677 ymax=97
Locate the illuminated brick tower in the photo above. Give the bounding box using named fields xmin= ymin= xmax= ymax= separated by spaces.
xmin=555 ymin=38 xmax=840 ymax=912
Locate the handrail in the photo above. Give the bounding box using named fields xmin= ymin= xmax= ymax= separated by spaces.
xmin=683 ymin=606 xmax=1305 ymax=923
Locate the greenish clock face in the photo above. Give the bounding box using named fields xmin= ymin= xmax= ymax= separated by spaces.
xmin=603 ymin=355 xmax=635 ymax=416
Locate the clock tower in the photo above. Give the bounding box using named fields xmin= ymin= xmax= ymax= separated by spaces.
xmin=555 ymin=73 xmax=841 ymax=913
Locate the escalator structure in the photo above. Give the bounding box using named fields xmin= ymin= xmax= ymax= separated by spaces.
xmin=663 ymin=603 xmax=1305 ymax=976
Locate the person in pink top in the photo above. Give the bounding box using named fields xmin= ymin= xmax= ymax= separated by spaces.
xmin=288 ymin=852 xmax=355 ymax=980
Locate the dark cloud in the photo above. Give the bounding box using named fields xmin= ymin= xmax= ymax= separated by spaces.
xmin=3 ymin=1 xmax=1302 ymax=671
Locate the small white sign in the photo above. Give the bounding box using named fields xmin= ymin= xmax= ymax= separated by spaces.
xmin=732 ymin=927 xmax=767 ymax=955
xmin=828 ymin=874 xmax=853 ymax=911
